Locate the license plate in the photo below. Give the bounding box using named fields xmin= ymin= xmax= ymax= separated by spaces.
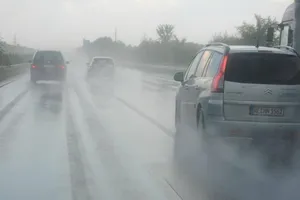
xmin=44 ymin=64 xmax=54 ymax=68
xmin=250 ymin=106 xmax=284 ymax=117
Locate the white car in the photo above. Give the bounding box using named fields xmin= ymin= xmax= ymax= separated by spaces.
xmin=86 ymin=56 xmax=115 ymax=80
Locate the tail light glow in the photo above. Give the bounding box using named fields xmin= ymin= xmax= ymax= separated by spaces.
xmin=211 ymin=55 xmax=228 ymax=93
xmin=59 ymin=65 xmax=65 ymax=69
xmin=31 ymin=65 xmax=37 ymax=69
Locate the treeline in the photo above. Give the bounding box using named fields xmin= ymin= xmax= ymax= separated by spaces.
xmin=0 ymin=53 xmax=33 ymax=66
xmin=81 ymin=14 xmax=279 ymax=66
xmin=211 ymin=14 xmax=279 ymax=45
xmin=80 ymin=27 xmax=203 ymax=66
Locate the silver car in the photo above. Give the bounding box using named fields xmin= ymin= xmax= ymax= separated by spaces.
xmin=86 ymin=56 xmax=115 ymax=79
xmin=174 ymin=43 xmax=300 ymax=162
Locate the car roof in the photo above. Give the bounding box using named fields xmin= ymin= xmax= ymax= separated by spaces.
xmin=92 ymin=56 xmax=113 ymax=60
xmin=36 ymin=50 xmax=62 ymax=53
xmin=228 ymin=46 xmax=294 ymax=54
xmin=203 ymin=45 xmax=296 ymax=56
xmin=34 ymin=50 xmax=63 ymax=57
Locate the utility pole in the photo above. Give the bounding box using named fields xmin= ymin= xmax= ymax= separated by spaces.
xmin=13 ymin=34 xmax=17 ymax=46
xmin=294 ymin=0 xmax=300 ymax=52
xmin=114 ymin=28 xmax=117 ymax=42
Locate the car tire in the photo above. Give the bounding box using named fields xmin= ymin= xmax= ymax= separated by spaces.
xmin=197 ymin=108 xmax=207 ymax=140
xmin=173 ymin=105 xmax=190 ymax=170
xmin=30 ymin=76 xmax=37 ymax=84
xmin=175 ymin=101 xmax=181 ymax=132
xmin=197 ymin=108 xmax=217 ymax=198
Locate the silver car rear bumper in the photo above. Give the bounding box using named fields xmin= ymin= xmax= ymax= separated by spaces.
xmin=206 ymin=116 xmax=300 ymax=139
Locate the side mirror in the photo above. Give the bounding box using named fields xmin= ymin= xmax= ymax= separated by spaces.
xmin=174 ymin=72 xmax=184 ymax=82
xmin=65 ymin=61 xmax=70 ymax=65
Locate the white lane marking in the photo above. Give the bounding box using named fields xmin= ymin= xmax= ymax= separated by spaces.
xmin=0 ymin=79 xmax=16 ymax=88
xmin=114 ymin=96 xmax=175 ymax=138
xmin=0 ymin=89 xmax=29 ymax=122
xmin=72 ymin=81 xmax=182 ymax=200
xmin=67 ymin=87 xmax=116 ymax=200
xmin=0 ymin=72 xmax=28 ymax=89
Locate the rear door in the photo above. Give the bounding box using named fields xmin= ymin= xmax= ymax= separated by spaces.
xmin=223 ymin=52 xmax=300 ymax=123
xmin=184 ymin=50 xmax=213 ymax=127
xmin=179 ymin=51 xmax=203 ymax=125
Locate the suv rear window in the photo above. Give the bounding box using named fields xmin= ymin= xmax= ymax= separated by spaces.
xmin=33 ymin=51 xmax=64 ymax=64
xmin=225 ymin=53 xmax=300 ymax=85
xmin=92 ymin=58 xmax=114 ymax=65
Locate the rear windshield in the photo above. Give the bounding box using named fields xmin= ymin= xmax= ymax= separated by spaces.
xmin=92 ymin=58 xmax=114 ymax=66
xmin=225 ymin=53 xmax=300 ymax=85
xmin=33 ymin=51 xmax=64 ymax=64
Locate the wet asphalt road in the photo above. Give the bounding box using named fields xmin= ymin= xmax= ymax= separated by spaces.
xmin=3 ymin=62 xmax=300 ymax=200
xmin=0 ymin=62 xmax=205 ymax=200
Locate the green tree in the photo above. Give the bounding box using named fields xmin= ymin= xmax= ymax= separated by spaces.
xmin=236 ymin=14 xmax=279 ymax=46
xmin=210 ymin=31 xmax=242 ymax=45
xmin=156 ymin=24 xmax=175 ymax=43
xmin=174 ymin=35 xmax=187 ymax=45
xmin=211 ymin=14 xmax=279 ymax=46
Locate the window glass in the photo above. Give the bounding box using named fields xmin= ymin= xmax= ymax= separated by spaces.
xmin=203 ymin=52 xmax=223 ymax=77
xmin=33 ymin=51 xmax=64 ymax=64
xmin=184 ymin=52 xmax=203 ymax=80
xmin=195 ymin=51 xmax=212 ymax=77
xmin=92 ymin=58 xmax=114 ymax=66
xmin=225 ymin=53 xmax=300 ymax=85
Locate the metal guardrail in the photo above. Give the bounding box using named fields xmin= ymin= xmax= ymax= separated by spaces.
xmin=0 ymin=63 xmax=29 ymax=82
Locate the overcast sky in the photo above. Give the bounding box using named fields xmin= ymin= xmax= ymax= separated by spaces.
xmin=0 ymin=0 xmax=294 ymax=49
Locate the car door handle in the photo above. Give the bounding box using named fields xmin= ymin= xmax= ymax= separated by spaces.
xmin=183 ymin=86 xmax=200 ymax=90
xmin=190 ymin=85 xmax=201 ymax=90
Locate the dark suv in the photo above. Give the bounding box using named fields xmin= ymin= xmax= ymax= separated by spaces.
xmin=30 ymin=50 xmax=68 ymax=83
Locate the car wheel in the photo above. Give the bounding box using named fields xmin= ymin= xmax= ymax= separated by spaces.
xmin=173 ymin=104 xmax=189 ymax=169
xmin=30 ymin=76 xmax=37 ymax=84
xmin=197 ymin=109 xmax=213 ymax=159
xmin=197 ymin=108 xmax=207 ymax=139
xmin=197 ymin=108 xmax=217 ymax=197
xmin=175 ymin=101 xmax=181 ymax=131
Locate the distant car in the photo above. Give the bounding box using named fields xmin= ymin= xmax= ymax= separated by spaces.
xmin=30 ymin=50 xmax=69 ymax=83
xmin=174 ymin=43 xmax=300 ymax=165
xmin=86 ymin=57 xmax=115 ymax=79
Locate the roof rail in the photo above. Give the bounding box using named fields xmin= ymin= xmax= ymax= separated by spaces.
xmin=205 ymin=43 xmax=230 ymax=54
xmin=273 ymin=45 xmax=300 ymax=57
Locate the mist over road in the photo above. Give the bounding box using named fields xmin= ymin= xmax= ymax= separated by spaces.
xmin=1 ymin=59 xmax=299 ymax=200
xmin=0 ymin=60 xmax=198 ymax=200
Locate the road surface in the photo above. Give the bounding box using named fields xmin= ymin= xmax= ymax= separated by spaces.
xmin=0 ymin=62 xmax=207 ymax=200
xmin=2 ymin=62 xmax=299 ymax=200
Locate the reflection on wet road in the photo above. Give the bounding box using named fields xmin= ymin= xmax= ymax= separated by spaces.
xmin=0 ymin=64 xmax=194 ymax=200
xmin=3 ymin=62 xmax=285 ymax=200
xmin=0 ymin=82 xmax=70 ymax=200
